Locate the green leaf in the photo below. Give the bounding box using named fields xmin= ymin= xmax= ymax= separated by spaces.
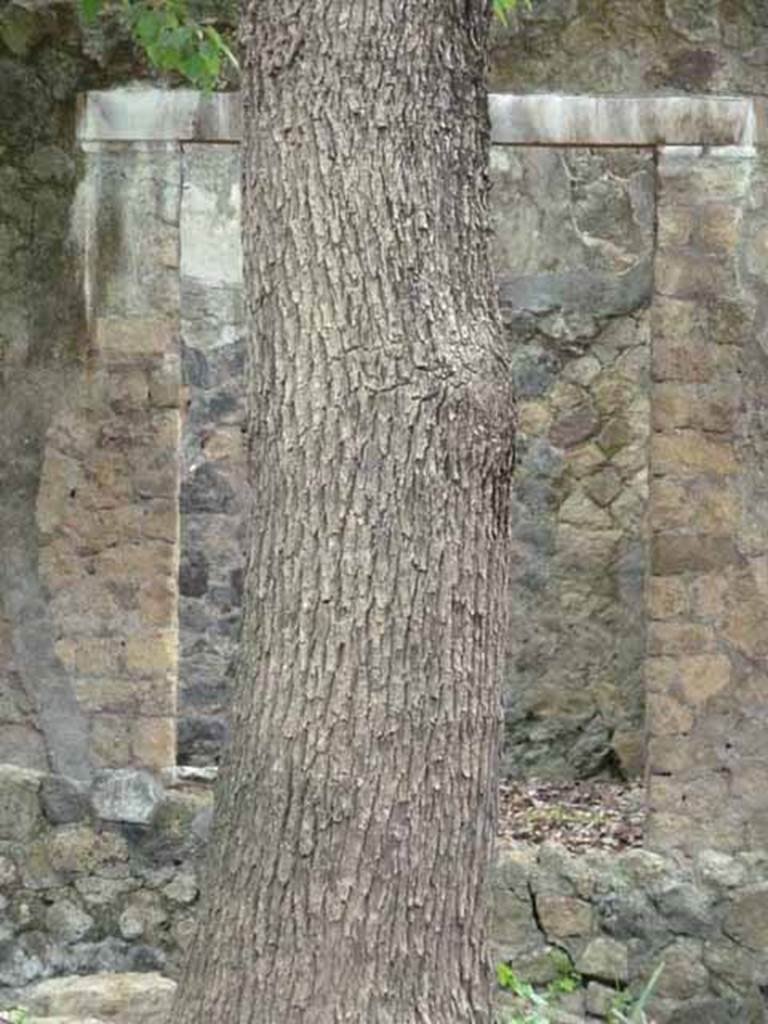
xmin=80 ymin=0 xmax=103 ymax=24
xmin=496 ymin=962 xmax=517 ymax=991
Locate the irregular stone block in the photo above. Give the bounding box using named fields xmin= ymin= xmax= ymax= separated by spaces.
xmin=576 ymin=936 xmax=629 ymax=983
xmin=45 ymin=899 xmax=95 ymax=943
xmin=647 ymin=577 xmax=689 ymax=620
xmin=724 ymin=887 xmax=768 ymax=950
xmin=536 ymin=894 xmax=593 ymax=939
xmin=696 ymin=850 xmax=747 ymax=890
xmin=549 ymin=404 xmax=599 ymax=448
xmin=92 ymin=770 xmax=164 ymax=825
xmin=646 ymin=692 xmax=695 ymax=736
xmin=93 ymin=319 xmax=175 ymax=359
xmin=647 ymin=622 xmax=715 ymax=656
xmin=652 ymin=534 xmax=742 ymax=575
xmin=490 ymin=889 xmax=540 ymax=947
xmin=651 ymin=432 xmax=737 ymax=477
xmin=23 ymin=971 xmax=176 ymax=1024
xmin=654 ymin=938 xmax=709 ymax=1000
xmin=0 ymin=765 xmax=42 ymax=841
xmin=47 ymin=825 xmax=128 ymax=875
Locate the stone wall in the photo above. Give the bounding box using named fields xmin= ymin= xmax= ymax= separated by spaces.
xmin=0 ymin=2 xmax=137 ymax=781
xmin=489 ymin=0 xmax=768 ymax=96
xmin=178 ymin=142 xmax=247 ymax=766
xmin=494 ymin=146 xmax=653 ymax=779
xmin=646 ymin=146 xmax=768 ymax=854
xmin=9 ymin=85 xmax=768 ymax=790
xmin=71 ymin=90 xmax=666 ymax=777
xmin=0 ymin=764 xmax=207 ymax=993
xmin=491 ymin=839 xmax=768 ymax=1023
xmin=37 ymin=139 xmax=183 ymax=772
xmin=2 ymin=763 xmax=768 ymax=1024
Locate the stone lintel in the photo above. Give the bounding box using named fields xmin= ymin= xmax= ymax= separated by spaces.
xmin=78 ymin=88 xmax=761 ymax=147
xmin=490 ymin=94 xmax=754 ymax=147
xmin=76 ymin=87 xmax=242 ymax=143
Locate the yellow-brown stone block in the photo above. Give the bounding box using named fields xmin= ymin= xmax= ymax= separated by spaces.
xmin=649 ymin=479 xmax=691 ymax=530
xmin=723 ymin=603 xmax=768 ymax=658
xmin=90 ymin=715 xmax=132 ymax=769
xmin=137 ymin=578 xmax=177 ymax=629
xmin=696 ymin=204 xmax=741 ymax=254
xmin=654 ymin=297 xmax=699 ymax=342
xmin=655 ymin=253 xmax=736 ymax=304
xmin=651 ymin=533 xmax=741 ymax=575
xmin=149 ymin=357 xmax=181 ymax=409
xmin=202 ymin=427 xmax=246 ymax=462
xmin=36 ymin=450 xmax=83 ymax=534
xmin=646 ymin=736 xmax=692 ymax=774
xmin=94 ymin=318 xmax=175 ymax=358
xmin=125 ymin=631 xmax=177 ymax=675
xmin=94 ymin=542 xmax=176 ymax=582
xmin=653 ymin=384 xmax=739 ymax=434
xmin=516 ymin=401 xmax=551 ymax=437
xmin=652 ymin=338 xmax=714 ymax=384
xmin=677 ymin=655 xmax=731 ymax=704
xmin=646 ymin=692 xmax=694 ymax=736
xmin=74 ymin=674 xmax=175 ymax=716
xmin=731 ymin=764 xmax=768 ymax=810
xmin=535 ymin=895 xmax=593 ymax=938
xmin=657 ymin=206 xmax=694 ymax=249
xmin=131 ymin=717 xmax=176 ymax=770
xmin=690 ymin=573 xmax=728 ymax=619
xmin=565 ymin=443 xmax=606 ymax=478
xmin=647 ymin=577 xmax=689 ymax=620
xmin=651 ymin=432 xmax=737 ymax=477
xmin=648 ymin=774 xmax=728 ymax=819
xmin=89 ymin=454 xmax=135 ymax=505
xmin=648 ymin=621 xmax=715 ymax=656
xmin=140 ymin=500 xmax=177 ymax=544
xmin=106 ymin=369 xmax=149 ymax=408
xmin=148 ymin=409 xmax=181 ymax=449
xmin=695 ymin=484 xmax=740 ymax=535
xmin=74 ymin=638 xmax=120 ymax=676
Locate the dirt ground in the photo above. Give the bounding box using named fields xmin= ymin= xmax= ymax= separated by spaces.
xmin=498 ymin=779 xmax=645 ymax=853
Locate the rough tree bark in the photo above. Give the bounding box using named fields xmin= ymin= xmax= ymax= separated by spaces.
xmin=172 ymin=2 xmax=514 ymax=1022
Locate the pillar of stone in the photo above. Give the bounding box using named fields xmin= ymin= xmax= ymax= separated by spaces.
xmin=646 ymin=144 xmax=768 ymax=852
xmin=35 ymin=141 xmax=183 ymax=770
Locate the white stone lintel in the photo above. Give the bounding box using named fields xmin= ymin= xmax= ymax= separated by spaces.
xmin=77 ymin=87 xmax=242 ymax=143
xmin=490 ymin=94 xmax=755 ymax=147
xmin=78 ymin=88 xmax=766 ymax=148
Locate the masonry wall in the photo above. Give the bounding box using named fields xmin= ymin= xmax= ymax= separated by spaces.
xmin=5 ymin=3 xmax=768 ymax=810
xmin=0 ymin=4 xmax=138 ymax=781
xmin=177 ymin=143 xmax=247 ymax=766
xmin=2 ymin=763 xmax=768 ymax=1024
xmin=495 ymin=146 xmax=652 ymax=779
xmin=489 ymin=0 xmax=768 ymax=96
xmin=646 ymin=146 xmax=768 ymax=853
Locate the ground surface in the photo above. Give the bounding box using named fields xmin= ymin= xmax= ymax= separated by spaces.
xmin=498 ymin=779 xmax=645 ymax=852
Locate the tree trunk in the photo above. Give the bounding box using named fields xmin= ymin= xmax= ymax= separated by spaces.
xmin=172 ymin=2 xmax=514 ymax=1022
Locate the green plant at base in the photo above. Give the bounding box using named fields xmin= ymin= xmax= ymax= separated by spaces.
xmin=493 ymin=0 xmax=532 ymax=23
xmin=495 ymin=957 xmax=583 ymax=1024
xmin=609 ymin=962 xmax=665 ymax=1024
xmin=1 ymin=1008 xmax=31 ymax=1024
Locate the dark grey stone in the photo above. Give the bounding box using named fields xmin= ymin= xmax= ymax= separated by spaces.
xmin=181 ymin=343 xmax=210 ymax=388
xmin=40 ymin=776 xmax=91 ymax=825
xmin=180 ymin=464 xmax=236 ymax=514
xmin=179 ymin=550 xmax=209 ymax=598
xmin=177 ymin=716 xmax=228 ymax=767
